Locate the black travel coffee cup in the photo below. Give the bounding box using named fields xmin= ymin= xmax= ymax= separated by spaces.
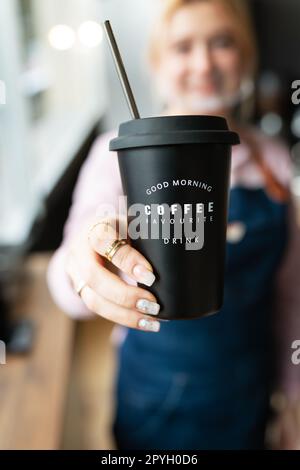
xmin=109 ymin=115 xmax=239 ymax=320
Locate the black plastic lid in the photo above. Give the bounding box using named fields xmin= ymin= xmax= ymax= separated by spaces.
xmin=109 ymin=115 xmax=240 ymax=151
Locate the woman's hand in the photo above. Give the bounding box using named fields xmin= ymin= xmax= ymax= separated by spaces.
xmin=64 ymin=217 xmax=161 ymax=332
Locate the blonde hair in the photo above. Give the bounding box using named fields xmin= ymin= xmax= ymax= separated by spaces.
xmin=148 ymin=0 xmax=258 ymax=78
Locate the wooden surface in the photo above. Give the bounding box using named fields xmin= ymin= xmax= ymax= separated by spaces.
xmin=61 ymin=317 xmax=117 ymax=450
xmin=0 ymin=254 xmax=74 ymax=450
xmin=0 ymin=253 xmax=118 ymax=450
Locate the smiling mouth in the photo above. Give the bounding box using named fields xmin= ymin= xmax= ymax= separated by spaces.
xmin=187 ymin=81 xmax=219 ymax=93
xmin=189 ymin=87 xmax=218 ymax=95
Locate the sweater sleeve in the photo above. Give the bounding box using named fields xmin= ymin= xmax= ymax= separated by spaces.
xmin=46 ymin=129 xmax=123 ymax=319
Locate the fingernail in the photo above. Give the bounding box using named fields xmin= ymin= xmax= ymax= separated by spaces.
xmin=138 ymin=318 xmax=160 ymax=332
xmin=133 ymin=264 xmax=156 ymax=286
xmin=136 ymin=299 xmax=160 ymax=316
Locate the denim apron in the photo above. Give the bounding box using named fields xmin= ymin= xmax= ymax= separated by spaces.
xmin=112 ymin=186 xmax=289 ymax=450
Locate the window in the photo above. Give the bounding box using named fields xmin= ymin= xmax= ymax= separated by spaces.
xmin=0 ymin=0 xmax=107 ymax=245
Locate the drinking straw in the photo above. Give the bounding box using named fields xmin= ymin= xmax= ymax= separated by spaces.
xmin=103 ymin=20 xmax=140 ymax=119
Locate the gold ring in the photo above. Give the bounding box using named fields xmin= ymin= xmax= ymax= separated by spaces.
xmin=104 ymin=239 xmax=127 ymax=262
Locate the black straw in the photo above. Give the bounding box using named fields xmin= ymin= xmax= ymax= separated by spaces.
xmin=103 ymin=20 xmax=140 ymax=119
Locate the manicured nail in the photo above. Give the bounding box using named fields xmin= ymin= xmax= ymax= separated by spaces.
xmin=133 ymin=264 xmax=156 ymax=286
xmin=136 ymin=299 xmax=160 ymax=316
xmin=138 ymin=318 xmax=160 ymax=332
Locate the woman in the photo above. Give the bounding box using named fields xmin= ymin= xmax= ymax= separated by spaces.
xmin=47 ymin=0 xmax=300 ymax=449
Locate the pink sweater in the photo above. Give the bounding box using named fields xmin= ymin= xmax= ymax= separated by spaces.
xmin=47 ymin=127 xmax=300 ymax=400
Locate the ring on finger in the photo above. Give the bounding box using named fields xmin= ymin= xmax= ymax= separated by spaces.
xmin=104 ymin=239 xmax=127 ymax=262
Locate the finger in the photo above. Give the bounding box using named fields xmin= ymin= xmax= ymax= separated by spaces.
xmin=66 ymin=245 xmax=161 ymax=317
xmin=89 ymin=219 xmax=156 ymax=287
xmin=80 ymin=285 xmax=161 ymax=332
xmin=80 ymin=253 xmax=160 ymax=316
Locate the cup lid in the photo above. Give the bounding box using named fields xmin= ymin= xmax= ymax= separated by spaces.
xmin=109 ymin=115 xmax=240 ymax=151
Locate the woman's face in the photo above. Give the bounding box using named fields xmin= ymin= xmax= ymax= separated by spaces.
xmin=154 ymin=1 xmax=245 ymax=116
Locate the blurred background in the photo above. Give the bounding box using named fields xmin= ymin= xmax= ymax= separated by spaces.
xmin=1 ymin=0 xmax=300 ymax=450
